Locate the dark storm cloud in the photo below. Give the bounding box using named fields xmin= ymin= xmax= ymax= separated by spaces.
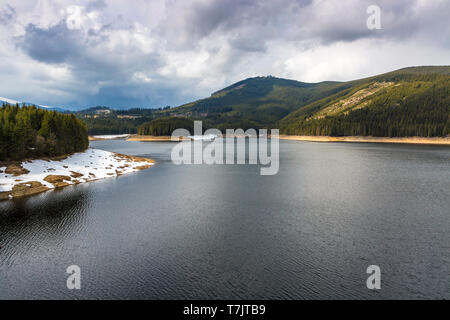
xmin=17 ymin=22 xmax=83 ymax=64
xmin=185 ymin=0 xmax=256 ymax=37
xmin=12 ymin=14 xmax=171 ymax=108
xmin=176 ymin=0 xmax=450 ymax=46
xmin=157 ymin=0 xmax=442 ymax=54
xmin=1 ymin=0 xmax=449 ymax=109
xmin=184 ymin=0 xmax=314 ymax=38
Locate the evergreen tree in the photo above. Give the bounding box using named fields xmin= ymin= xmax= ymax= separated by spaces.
xmin=0 ymin=104 xmax=89 ymax=161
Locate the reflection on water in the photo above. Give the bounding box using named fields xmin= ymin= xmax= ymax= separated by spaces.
xmin=1 ymin=187 xmax=90 ymax=235
xmin=0 ymin=140 xmax=449 ymax=299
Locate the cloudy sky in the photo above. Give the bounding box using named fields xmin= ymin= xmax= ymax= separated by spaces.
xmin=0 ymin=0 xmax=448 ymax=110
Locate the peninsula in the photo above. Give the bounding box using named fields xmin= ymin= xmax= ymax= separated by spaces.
xmin=0 ymin=104 xmax=154 ymax=201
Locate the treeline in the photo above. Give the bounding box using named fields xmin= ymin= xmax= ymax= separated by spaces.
xmin=80 ymin=117 xmax=147 ymax=135
xmin=281 ymin=80 xmax=450 ymax=137
xmin=75 ymin=107 xmax=157 ymax=134
xmin=0 ymin=104 xmax=89 ymax=161
xmin=138 ymin=117 xmax=195 ymax=136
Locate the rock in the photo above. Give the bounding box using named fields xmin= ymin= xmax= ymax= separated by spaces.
xmin=5 ymin=164 xmax=30 ymax=176
xmin=53 ymin=182 xmax=70 ymax=188
xmin=11 ymin=182 xmax=49 ymax=198
xmin=70 ymin=171 xmax=83 ymax=178
xmin=44 ymin=175 xmax=71 ymax=183
xmin=0 ymin=192 xmax=11 ymax=201
xmin=44 ymin=175 xmax=72 ymax=188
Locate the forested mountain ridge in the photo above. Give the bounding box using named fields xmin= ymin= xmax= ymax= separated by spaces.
xmin=279 ymin=66 xmax=450 ymax=137
xmin=75 ymin=76 xmax=351 ymax=134
xmin=72 ymin=66 xmax=449 ymax=137
xmin=139 ymin=66 xmax=449 ymax=137
xmin=75 ymin=106 xmax=168 ymax=135
xmin=138 ymin=117 xmax=195 ymax=136
xmin=168 ymin=76 xmax=352 ymax=130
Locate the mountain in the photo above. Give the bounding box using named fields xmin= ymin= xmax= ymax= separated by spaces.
xmin=75 ymin=106 xmax=158 ymax=135
xmin=278 ymin=66 xmax=450 ymax=137
xmin=72 ymin=66 xmax=449 ymax=137
xmin=0 ymin=96 xmax=69 ymax=113
xmin=157 ymin=66 xmax=449 ymax=137
xmin=163 ymin=76 xmax=352 ymax=130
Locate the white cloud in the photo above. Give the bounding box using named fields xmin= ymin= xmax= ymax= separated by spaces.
xmin=0 ymin=0 xmax=448 ymax=109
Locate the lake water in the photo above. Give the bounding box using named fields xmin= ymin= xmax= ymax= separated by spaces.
xmin=0 ymin=140 xmax=449 ymax=299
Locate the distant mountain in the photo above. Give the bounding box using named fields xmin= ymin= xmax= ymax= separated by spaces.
xmin=155 ymin=66 xmax=449 ymax=137
xmin=165 ymin=76 xmax=351 ymax=130
xmin=68 ymin=66 xmax=450 ymax=137
xmin=0 ymin=96 xmax=69 ymax=113
xmin=75 ymin=106 xmax=158 ymax=135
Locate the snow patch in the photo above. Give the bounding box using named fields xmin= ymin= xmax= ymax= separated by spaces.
xmin=0 ymin=96 xmax=21 ymax=105
xmin=188 ymin=134 xmax=217 ymax=141
xmin=0 ymin=148 xmax=154 ymax=194
xmin=92 ymin=134 xmax=131 ymax=139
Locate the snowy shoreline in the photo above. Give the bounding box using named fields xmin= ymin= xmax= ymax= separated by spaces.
xmin=89 ymin=134 xmax=132 ymax=140
xmin=0 ymin=148 xmax=154 ymax=200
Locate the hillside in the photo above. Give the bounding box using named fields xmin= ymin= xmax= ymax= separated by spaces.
xmin=279 ymin=66 xmax=450 ymax=137
xmin=76 ymin=106 xmax=160 ymax=134
xmin=76 ymin=66 xmax=450 ymax=137
xmin=165 ymin=76 xmax=351 ymax=130
xmin=138 ymin=117 xmax=195 ymax=136
xmin=75 ymin=78 xmax=352 ymax=134
xmin=159 ymin=66 xmax=449 ymax=137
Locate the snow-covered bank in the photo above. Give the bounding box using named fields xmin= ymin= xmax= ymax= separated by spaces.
xmin=93 ymin=134 xmax=131 ymax=139
xmin=0 ymin=148 xmax=154 ymax=200
xmin=89 ymin=134 xmax=132 ymax=140
xmin=188 ymin=134 xmax=217 ymax=141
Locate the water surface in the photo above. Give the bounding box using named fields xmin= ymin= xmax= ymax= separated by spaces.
xmin=1 ymin=140 xmax=449 ymax=299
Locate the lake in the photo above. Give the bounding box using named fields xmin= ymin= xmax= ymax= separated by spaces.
xmin=0 ymin=140 xmax=449 ymax=299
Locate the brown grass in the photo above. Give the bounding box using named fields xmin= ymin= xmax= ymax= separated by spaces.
xmin=278 ymin=135 xmax=450 ymax=145
xmin=5 ymin=164 xmax=30 ymax=176
xmin=127 ymin=135 xmax=189 ymax=142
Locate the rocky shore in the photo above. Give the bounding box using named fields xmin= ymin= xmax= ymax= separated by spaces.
xmin=0 ymin=149 xmax=155 ymax=201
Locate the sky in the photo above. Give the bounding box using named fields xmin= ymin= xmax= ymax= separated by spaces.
xmin=0 ymin=0 xmax=448 ymax=110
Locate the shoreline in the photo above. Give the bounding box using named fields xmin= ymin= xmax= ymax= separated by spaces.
xmin=94 ymin=134 xmax=450 ymax=145
xmin=0 ymin=149 xmax=155 ymax=201
xmin=127 ymin=135 xmax=190 ymax=142
xmin=89 ymin=134 xmax=133 ymax=141
xmin=278 ymin=135 xmax=450 ymax=145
